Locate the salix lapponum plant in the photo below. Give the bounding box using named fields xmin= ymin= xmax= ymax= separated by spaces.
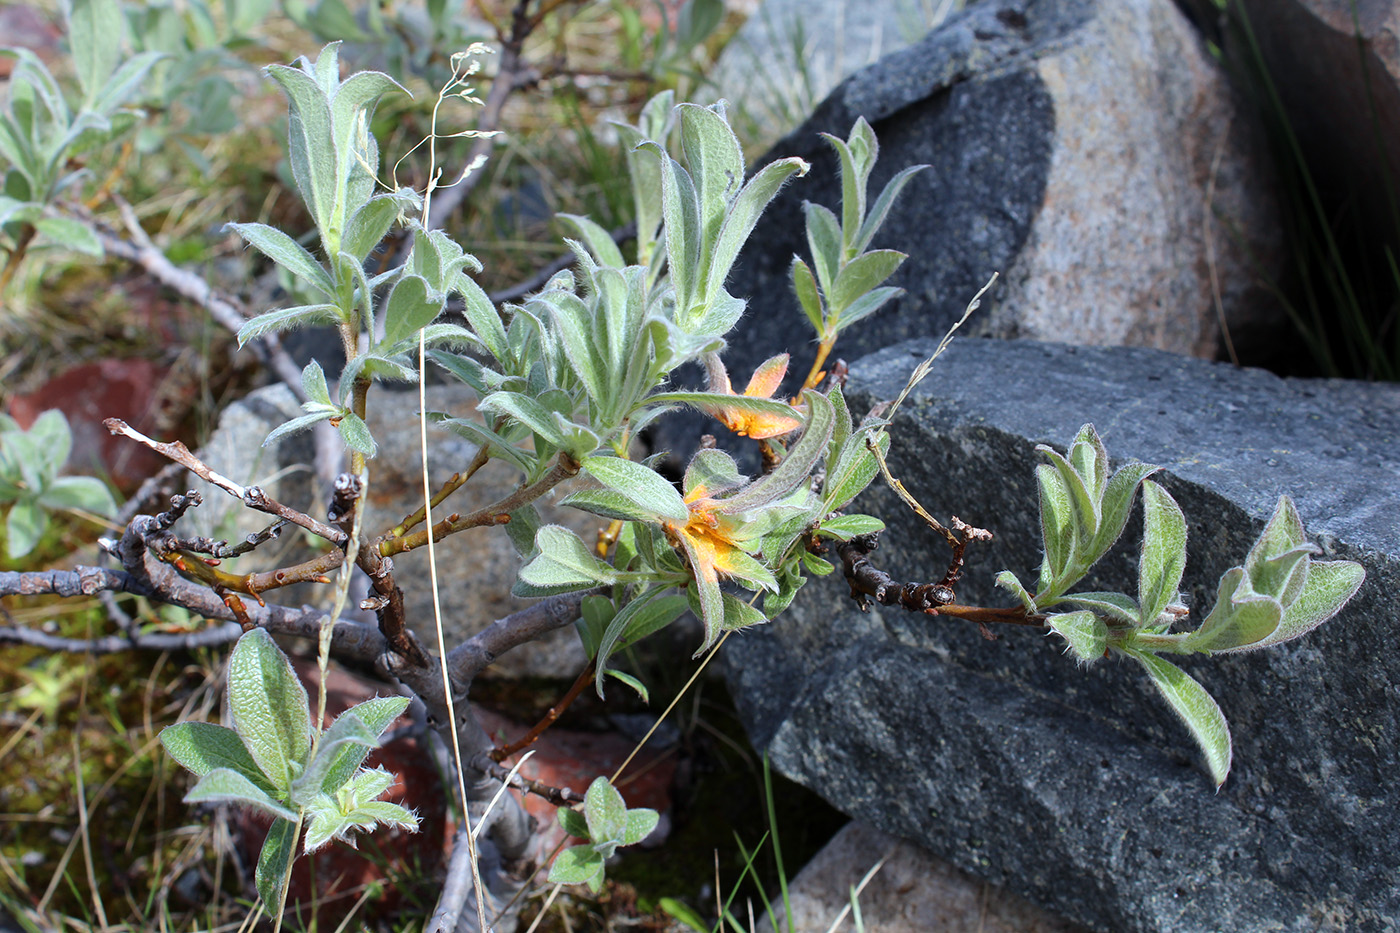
xmin=159 ymin=629 xmax=417 ymax=907
xmin=992 ymin=424 xmax=1365 ymax=787
xmin=0 ymin=24 xmax=1366 ymax=921
xmin=153 ymin=44 xmax=908 ymax=906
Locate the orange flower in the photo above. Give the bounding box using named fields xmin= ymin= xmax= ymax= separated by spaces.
xmin=702 ymin=353 xmax=805 ymax=440
xmin=663 ymin=480 xmax=775 ymax=654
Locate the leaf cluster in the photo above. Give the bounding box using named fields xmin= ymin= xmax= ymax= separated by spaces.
xmin=0 ymin=0 xmax=164 ymax=256
xmin=792 ymin=118 xmax=926 ymax=351
xmin=997 ymin=425 xmax=1365 ymax=787
xmin=547 ymin=776 xmax=659 ymax=894
xmin=159 ymin=628 xmax=417 ymax=909
xmin=0 ymin=410 xmax=117 ymax=559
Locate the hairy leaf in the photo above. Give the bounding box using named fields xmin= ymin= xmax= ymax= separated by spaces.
xmin=227 ymin=629 xmax=311 ymax=792
xmin=1125 ymin=648 xmax=1232 ymax=788
xmin=1138 ymin=480 xmax=1187 ymax=626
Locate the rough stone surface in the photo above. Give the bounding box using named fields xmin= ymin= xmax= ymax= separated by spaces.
xmin=757 ymin=821 xmax=1088 ymax=933
xmin=662 ymin=0 xmax=1281 ymax=456
xmin=724 ymin=337 xmax=1400 ymax=932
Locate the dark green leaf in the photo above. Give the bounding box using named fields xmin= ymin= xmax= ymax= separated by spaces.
xmin=558 ymin=806 xmax=589 ymax=839
xmin=255 ymin=818 xmax=297 ymax=910
xmin=160 ymin=722 xmax=276 ymax=794
xmin=853 ymin=164 xmax=927 ymax=254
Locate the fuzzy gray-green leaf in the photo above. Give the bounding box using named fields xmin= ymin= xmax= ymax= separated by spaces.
xmin=33 ymin=217 xmax=102 ymax=256
xmin=703 ymin=156 xmax=808 ymax=304
xmin=804 ymin=201 xmax=842 ymax=299
xmin=228 ymin=222 xmax=333 ymax=297
xmin=1048 ymin=610 xmax=1107 ymax=663
xmin=381 ymin=274 xmax=443 ymax=346
xmin=792 ymin=257 xmax=826 ymax=333
xmin=548 ymin=845 xmax=605 ymax=892
xmin=37 ymin=476 xmax=116 ymax=517
xmin=1092 ymin=461 xmax=1159 ymax=558
xmin=828 ymin=249 xmax=905 ymax=317
xmin=853 ymin=164 xmax=927 ymax=254
xmin=314 ymin=696 xmax=409 ymax=794
xmin=582 ymin=456 xmax=688 ymax=522
xmin=1227 ymin=560 xmax=1364 ymax=652
xmin=238 ymin=304 xmax=342 ymax=347
xmin=583 ymin=775 xmax=628 ymax=844
xmin=227 ymin=628 xmax=311 ymax=792
xmin=291 ymin=712 xmax=379 ymax=805
xmin=337 ymin=411 xmax=377 ymax=457
xmin=185 ymin=767 xmax=298 ymax=822
xmin=514 ymin=525 xmax=617 ymax=596
xmin=1138 ymin=480 xmax=1187 ymax=626
xmin=1125 ymin=648 xmax=1232 ymax=788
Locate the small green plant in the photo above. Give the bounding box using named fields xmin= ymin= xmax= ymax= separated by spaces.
xmin=0 ymin=410 xmax=117 ymax=559
xmin=548 ymin=776 xmax=659 ymax=894
xmin=994 ymin=424 xmax=1365 ymax=787
xmin=159 ymin=627 xmax=417 ymax=910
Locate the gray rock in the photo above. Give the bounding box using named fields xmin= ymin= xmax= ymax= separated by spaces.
xmin=758 ymin=821 xmax=1087 ymax=933
xmin=680 ymin=0 xmax=1280 ymax=403
xmin=724 ymin=337 xmax=1400 ymax=932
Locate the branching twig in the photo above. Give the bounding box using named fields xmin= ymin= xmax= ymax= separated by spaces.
xmin=380 ymin=452 xmax=580 ymax=558
xmin=489 ymin=661 xmax=596 ymax=762
xmin=0 ymin=564 xmax=388 ymax=661
xmin=470 ymin=752 xmax=583 ymax=806
xmin=75 ymin=199 xmax=307 ymax=398
xmin=448 ymin=591 xmax=593 ymax=688
xmin=836 ymin=534 xmax=1045 ymax=631
xmin=104 ymin=419 xmax=347 ymax=547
